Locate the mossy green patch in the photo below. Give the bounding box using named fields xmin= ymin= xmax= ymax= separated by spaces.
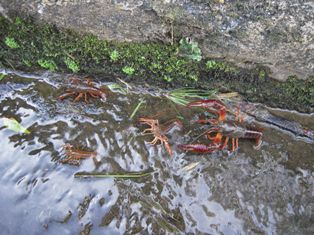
xmin=0 ymin=16 xmax=199 ymax=84
xmin=163 ymin=75 xmax=173 ymax=82
xmin=258 ymin=69 xmax=266 ymax=80
xmin=64 ymin=57 xmax=80 ymax=73
xmin=122 ymin=66 xmax=135 ymax=75
xmin=0 ymin=15 xmax=313 ymax=112
xmin=4 ymin=37 xmax=20 ymax=49
xmin=37 ymin=59 xmax=57 ymax=71
xmin=205 ymin=60 xmax=239 ymax=73
xmin=110 ymin=50 xmax=119 ymax=62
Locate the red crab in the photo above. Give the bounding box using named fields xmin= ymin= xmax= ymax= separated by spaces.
xmin=58 ymin=77 xmax=106 ymax=103
xmin=180 ymin=99 xmax=263 ymax=154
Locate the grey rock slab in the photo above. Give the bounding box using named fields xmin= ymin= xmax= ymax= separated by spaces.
xmin=1 ymin=0 xmax=313 ymax=80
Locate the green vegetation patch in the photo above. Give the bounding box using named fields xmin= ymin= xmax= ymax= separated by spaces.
xmin=0 ymin=16 xmax=199 ymax=84
xmin=4 ymin=37 xmax=20 ymax=49
xmin=0 ymin=16 xmax=313 ymax=112
xmin=37 ymin=59 xmax=57 ymax=71
xmin=64 ymin=57 xmax=80 ymax=73
xmin=122 ymin=66 xmax=135 ymax=75
xmin=110 ymin=49 xmax=119 ymax=62
xmin=205 ymin=60 xmax=239 ymax=73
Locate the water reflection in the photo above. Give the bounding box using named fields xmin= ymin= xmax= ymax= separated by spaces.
xmin=0 ymin=69 xmax=313 ymax=234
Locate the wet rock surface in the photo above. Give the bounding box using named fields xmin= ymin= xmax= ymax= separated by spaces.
xmin=0 ymin=70 xmax=313 ymax=234
xmin=0 ymin=0 xmax=313 ymax=81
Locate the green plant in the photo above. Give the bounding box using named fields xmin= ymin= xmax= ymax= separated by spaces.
xmin=205 ymin=60 xmax=219 ymax=69
xmin=130 ymin=98 xmax=145 ymax=119
xmin=0 ymin=73 xmax=6 ymax=81
xmin=258 ymin=70 xmax=266 ymax=80
xmin=189 ymin=75 xmax=198 ymax=82
xmin=4 ymin=37 xmax=20 ymax=49
xmin=177 ymin=37 xmax=202 ymax=61
xmin=64 ymin=57 xmax=80 ymax=72
xmin=15 ymin=17 xmax=22 ymax=25
xmin=2 ymin=117 xmax=30 ymax=134
xmin=74 ymin=170 xmax=153 ymax=179
xmin=37 ymin=59 xmax=57 ymax=71
xmin=106 ymin=83 xmax=127 ymax=94
xmin=122 ymin=66 xmax=135 ymax=75
xmin=22 ymin=59 xmax=32 ymax=67
xmin=165 ymin=88 xmax=216 ymax=106
xmin=205 ymin=60 xmax=239 ymax=73
xmin=110 ymin=49 xmax=119 ymax=62
xmin=163 ymin=75 xmax=173 ymax=82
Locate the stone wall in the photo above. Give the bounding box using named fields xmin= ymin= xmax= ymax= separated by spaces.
xmin=1 ymin=0 xmax=313 ymax=80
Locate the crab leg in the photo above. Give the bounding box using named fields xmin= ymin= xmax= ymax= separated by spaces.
xmin=243 ymin=129 xmax=263 ymax=149
xmin=179 ymin=143 xmax=220 ymax=153
xmin=149 ymin=137 xmax=160 ymax=145
xmin=142 ymin=128 xmax=155 ymax=134
xmin=74 ymin=93 xmax=83 ymax=102
xmin=83 ymin=93 xmax=88 ymax=103
xmin=58 ymin=92 xmax=76 ymax=100
xmin=231 ymin=138 xmax=235 ymax=152
xmin=89 ymin=92 xmax=101 ymax=98
xmin=164 ymin=141 xmax=173 ymax=156
xmin=206 ymin=127 xmax=222 ymax=143
xmin=219 ymin=136 xmax=229 ymax=150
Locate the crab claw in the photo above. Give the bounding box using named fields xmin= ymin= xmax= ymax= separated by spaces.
xmin=187 ymin=99 xmax=225 ymax=108
xmin=179 ymin=143 xmax=220 ymax=153
xmin=188 ymin=99 xmax=227 ymax=123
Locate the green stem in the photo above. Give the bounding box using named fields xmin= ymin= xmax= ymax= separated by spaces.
xmin=129 ymin=98 xmax=145 ymax=120
xmin=74 ymin=170 xmax=154 ymax=179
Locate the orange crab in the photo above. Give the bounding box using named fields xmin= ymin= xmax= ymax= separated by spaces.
xmin=58 ymin=77 xmax=106 ymax=103
xmin=139 ymin=118 xmax=182 ymax=156
xmin=60 ymin=144 xmax=97 ymax=166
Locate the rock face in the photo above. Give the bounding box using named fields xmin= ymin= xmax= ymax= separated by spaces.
xmin=0 ymin=0 xmax=313 ymax=80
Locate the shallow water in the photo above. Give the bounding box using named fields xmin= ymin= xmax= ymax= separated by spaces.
xmin=0 ymin=69 xmax=313 ymax=235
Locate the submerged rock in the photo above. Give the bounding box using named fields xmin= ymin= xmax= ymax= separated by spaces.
xmin=0 ymin=0 xmax=313 ymax=80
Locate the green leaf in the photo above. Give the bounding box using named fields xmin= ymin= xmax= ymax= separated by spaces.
xmin=0 ymin=74 xmax=6 ymax=81
xmin=163 ymin=75 xmax=173 ymax=82
xmin=74 ymin=170 xmax=154 ymax=179
xmin=37 ymin=59 xmax=58 ymax=71
xmin=15 ymin=17 xmax=23 ymax=25
xmin=2 ymin=117 xmax=30 ymax=134
xmin=122 ymin=66 xmax=135 ymax=75
xmin=4 ymin=37 xmax=20 ymax=49
xmin=106 ymin=83 xmax=127 ymax=94
xmin=130 ymin=98 xmax=145 ymax=119
xmin=177 ymin=37 xmax=202 ymax=62
xmin=64 ymin=57 xmax=80 ymax=73
xmin=165 ymin=88 xmax=216 ymax=105
xmin=110 ymin=50 xmax=119 ymax=62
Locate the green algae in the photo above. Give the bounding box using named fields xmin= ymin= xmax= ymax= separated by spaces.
xmin=0 ymin=16 xmax=313 ymax=112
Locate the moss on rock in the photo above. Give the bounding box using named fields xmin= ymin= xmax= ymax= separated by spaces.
xmin=0 ymin=16 xmax=313 ymax=112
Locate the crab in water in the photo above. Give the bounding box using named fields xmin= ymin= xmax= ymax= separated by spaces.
xmin=139 ymin=118 xmax=182 ymax=156
xmin=179 ymin=99 xmax=263 ymax=154
xmin=58 ymin=76 xmax=106 ymax=103
xmin=60 ymin=144 xmax=98 ymax=166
